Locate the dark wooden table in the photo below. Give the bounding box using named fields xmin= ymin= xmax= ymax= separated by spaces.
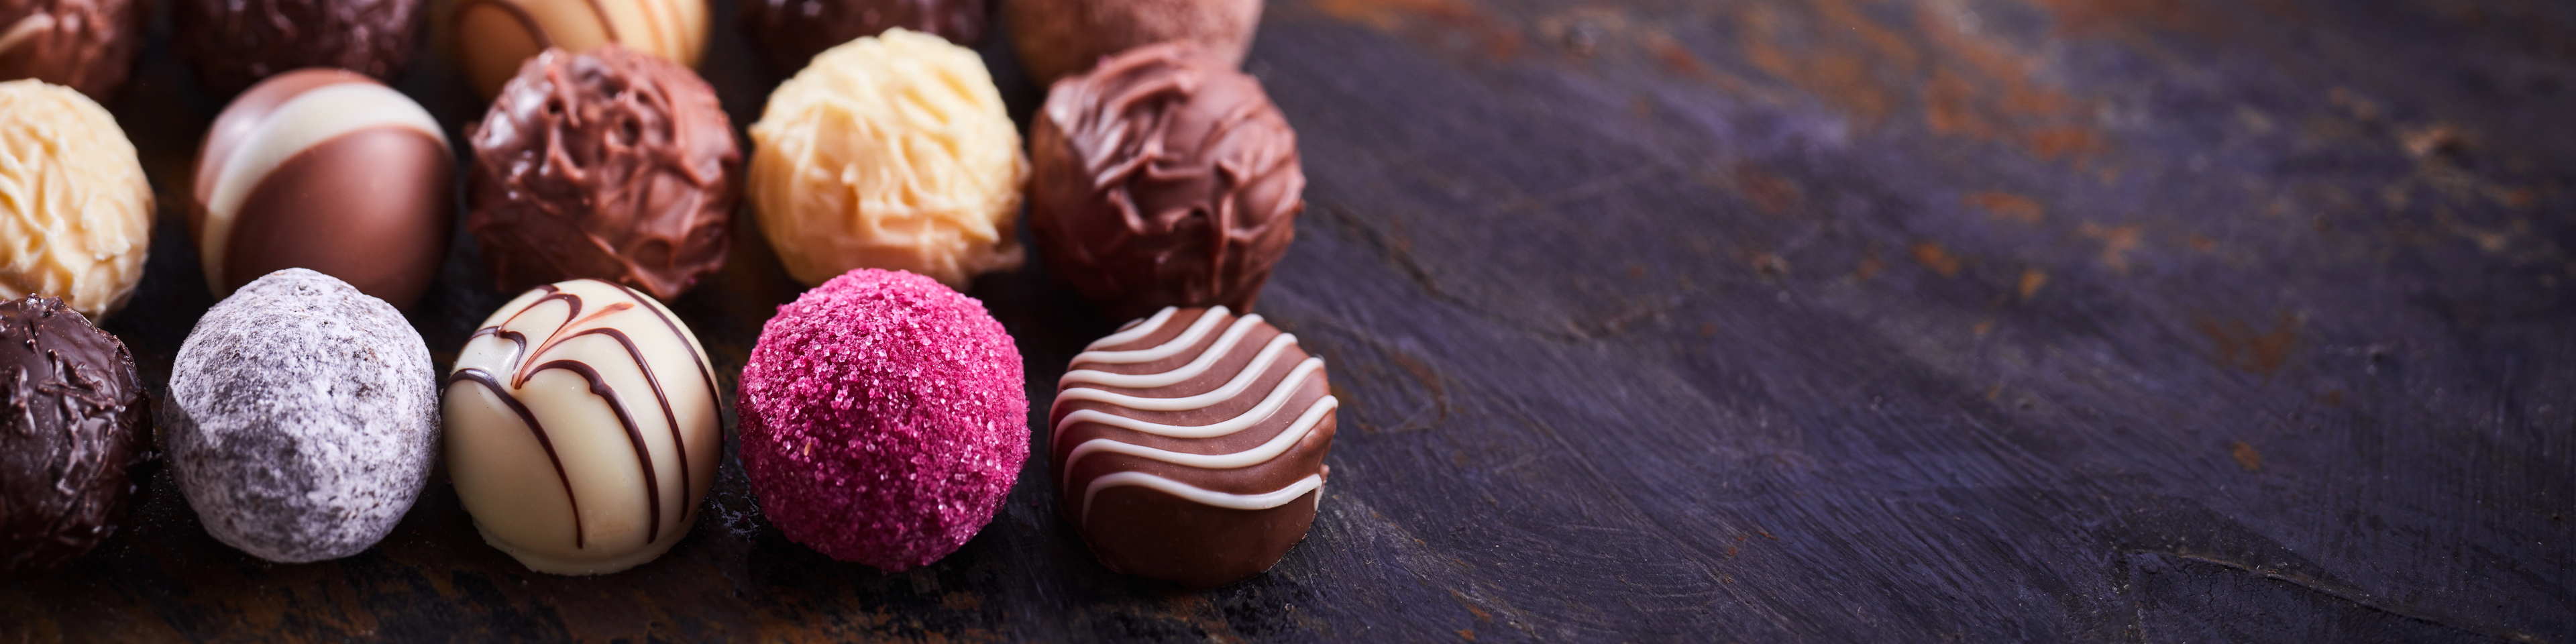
xmin=7 ymin=0 xmax=2573 ymax=641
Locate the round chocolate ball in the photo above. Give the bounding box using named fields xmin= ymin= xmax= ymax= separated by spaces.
xmin=738 ymin=0 xmax=984 ymax=73
xmin=447 ymin=0 xmax=709 ymax=100
xmin=443 ymin=278 xmax=722 ymax=575
xmin=172 ymin=0 xmax=427 ymax=97
xmin=0 ymin=79 xmax=151 ymax=319
xmin=1051 ymin=306 xmax=1335 ymax=588
xmin=0 ymin=295 xmax=149 ymax=574
xmin=738 ymin=269 xmax=1026 ymax=570
xmin=191 ymin=69 xmax=452 ymax=309
xmin=467 ymin=45 xmax=738 ymax=301
xmin=0 ymin=0 xmax=146 ymax=100
xmin=1005 ymin=0 xmax=1260 ymax=85
xmin=163 ymin=269 xmax=440 ymax=564
xmin=1026 ymin=43 xmax=1305 ymax=321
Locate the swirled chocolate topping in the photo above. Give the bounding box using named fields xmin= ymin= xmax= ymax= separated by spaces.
xmin=1050 ymin=306 xmax=1336 ymax=588
xmin=1027 ymin=43 xmax=1305 ymax=322
xmin=0 ymin=295 xmax=148 ymax=574
xmin=467 ymin=45 xmax=739 ymax=301
xmin=0 ymin=0 xmax=143 ymax=99
xmin=738 ymin=0 xmax=985 ymax=73
xmin=172 ymin=0 xmax=427 ymax=96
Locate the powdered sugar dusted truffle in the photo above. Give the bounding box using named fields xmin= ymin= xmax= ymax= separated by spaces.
xmin=162 ymin=268 xmax=439 ymax=563
xmin=737 ymin=268 xmax=1026 ymax=570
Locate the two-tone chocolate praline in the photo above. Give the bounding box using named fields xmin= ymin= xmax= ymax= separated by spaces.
xmin=1051 ymin=306 xmax=1336 ymax=588
xmin=0 ymin=295 xmax=149 ymax=574
xmin=443 ymin=278 xmax=722 ymax=575
xmin=190 ymin=68 xmax=451 ymax=309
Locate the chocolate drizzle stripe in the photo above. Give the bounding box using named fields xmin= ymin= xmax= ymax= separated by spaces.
xmin=448 ymin=368 xmax=586 ymax=548
xmin=1060 ymin=395 xmax=1337 ymax=495
xmin=557 ymin=326 xmax=686 ymax=531
xmin=455 ymin=0 xmax=557 ymax=50
xmin=1071 ymin=306 xmax=1232 ymax=364
xmin=596 ymin=281 xmax=720 ymax=525
xmin=527 ymin=358 xmax=660 ymax=543
xmin=1049 ymin=358 xmax=1326 ymax=443
xmin=1079 ymin=472 xmax=1323 ymax=525
xmin=578 ymin=0 xmax=623 ymax=42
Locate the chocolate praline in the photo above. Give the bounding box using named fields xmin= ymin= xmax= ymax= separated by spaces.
xmin=738 ymin=0 xmax=984 ymax=73
xmin=446 ymin=0 xmax=710 ymax=100
xmin=1026 ymin=43 xmax=1305 ymax=321
xmin=1050 ymin=306 xmax=1335 ymax=588
xmin=467 ymin=45 xmax=739 ymax=301
xmin=0 ymin=295 xmax=150 ymax=574
xmin=1005 ymin=0 xmax=1260 ymax=85
xmin=172 ymin=0 xmax=427 ymax=96
xmin=191 ymin=68 xmax=452 ymax=309
xmin=0 ymin=0 xmax=146 ymax=100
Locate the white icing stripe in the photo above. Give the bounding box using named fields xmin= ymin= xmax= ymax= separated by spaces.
xmin=1059 ymin=396 xmax=1337 ymax=492
xmin=1058 ymin=333 xmax=1295 ymax=407
xmin=1081 ymin=472 xmax=1324 ymax=525
xmin=1088 ymin=307 xmax=1177 ymax=350
xmin=0 ymin=14 xmax=54 ymax=56
xmin=1060 ymin=319 xmax=1273 ymax=390
xmin=203 ymin=83 xmax=447 ymax=290
xmin=1071 ymin=307 xmax=1235 ymax=364
xmin=1051 ymin=358 xmax=1327 ymax=442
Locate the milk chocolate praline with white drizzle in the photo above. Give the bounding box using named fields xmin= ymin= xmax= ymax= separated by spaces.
xmin=190 ymin=68 xmax=451 ymax=309
xmin=1051 ymin=306 xmax=1336 ymax=588
xmin=0 ymin=0 xmax=146 ymax=99
xmin=0 ymin=295 xmax=148 ymax=574
xmin=443 ymin=278 xmax=722 ymax=575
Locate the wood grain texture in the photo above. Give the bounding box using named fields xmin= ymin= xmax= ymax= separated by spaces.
xmin=5 ymin=0 xmax=2572 ymax=641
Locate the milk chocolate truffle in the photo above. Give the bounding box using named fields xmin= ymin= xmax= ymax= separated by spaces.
xmin=0 ymin=80 xmax=150 ymax=319
xmin=1027 ymin=44 xmax=1304 ymax=321
xmin=738 ymin=269 xmax=1026 ymax=570
xmin=445 ymin=278 xmax=721 ymax=575
xmin=738 ymin=0 xmax=983 ymax=73
xmin=164 ymin=270 xmax=440 ymax=564
xmin=448 ymin=0 xmax=708 ymax=99
xmin=0 ymin=0 xmax=143 ymax=99
xmin=191 ymin=69 xmax=451 ymax=309
xmin=0 ymin=296 xmax=148 ymax=574
xmin=468 ymin=46 xmax=737 ymax=301
xmin=1006 ymin=0 xmax=1259 ymax=85
xmin=173 ymin=0 xmax=427 ymax=96
xmin=1051 ymin=306 xmax=1334 ymax=588
xmin=747 ymin=29 xmax=1027 ymax=290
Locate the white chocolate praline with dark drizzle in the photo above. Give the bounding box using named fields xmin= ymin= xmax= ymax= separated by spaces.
xmin=1049 ymin=306 xmax=1337 ymax=589
xmin=443 ymin=278 xmax=721 ymax=575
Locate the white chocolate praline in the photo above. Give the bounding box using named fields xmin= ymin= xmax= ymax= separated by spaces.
xmin=448 ymin=0 xmax=710 ymax=99
xmin=747 ymin=28 xmax=1028 ymax=290
xmin=0 ymin=79 xmax=151 ymax=319
xmin=443 ymin=278 xmax=722 ymax=575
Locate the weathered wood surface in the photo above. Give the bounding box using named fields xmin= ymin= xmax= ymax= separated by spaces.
xmin=5 ymin=0 xmax=2573 ymax=641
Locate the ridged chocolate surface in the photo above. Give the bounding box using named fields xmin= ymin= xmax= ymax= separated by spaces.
xmin=468 ymin=46 xmax=738 ymax=302
xmin=0 ymin=295 xmax=147 ymax=574
xmin=1028 ymin=44 xmax=1305 ymax=322
xmin=739 ymin=0 xmax=983 ymax=72
xmin=172 ymin=0 xmax=426 ymax=96
xmin=1050 ymin=306 xmax=1336 ymax=588
xmin=0 ymin=0 xmax=143 ymax=99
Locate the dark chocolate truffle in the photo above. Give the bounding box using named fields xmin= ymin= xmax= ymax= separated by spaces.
xmin=1050 ymin=306 xmax=1334 ymax=589
xmin=1005 ymin=0 xmax=1259 ymax=85
xmin=0 ymin=0 xmax=144 ymax=100
xmin=467 ymin=45 xmax=739 ymax=301
xmin=0 ymin=295 xmax=149 ymax=574
xmin=739 ymin=0 xmax=984 ymax=73
xmin=190 ymin=69 xmax=453 ymax=309
xmin=173 ymin=0 xmax=427 ymax=97
xmin=1026 ymin=43 xmax=1305 ymax=321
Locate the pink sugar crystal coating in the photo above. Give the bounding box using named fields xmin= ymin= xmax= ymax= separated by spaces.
xmin=737 ymin=269 xmax=1029 ymax=570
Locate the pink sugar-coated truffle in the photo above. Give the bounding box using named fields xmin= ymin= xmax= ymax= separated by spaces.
xmin=738 ymin=268 xmax=1030 ymax=570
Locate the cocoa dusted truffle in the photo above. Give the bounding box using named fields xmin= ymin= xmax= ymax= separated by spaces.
xmin=0 ymin=296 xmax=148 ymax=574
xmin=1006 ymin=0 xmax=1260 ymax=85
xmin=0 ymin=0 xmax=145 ymax=100
xmin=1051 ymin=306 xmax=1336 ymax=588
xmin=468 ymin=45 xmax=739 ymax=302
xmin=191 ymin=69 xmax=451 ymax=309
xmin=172 ymin=0 xmax=429 ymax=96
xmin=738 ymin=0 xmax=985 ymax=73
xmin=1026 ymin=44 xmax=1305 ymax=321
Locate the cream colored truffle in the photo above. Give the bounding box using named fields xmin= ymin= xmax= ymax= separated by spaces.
xmin=747 ymin=28 xmax=1028 ymax=289
xmin=0 ymin=80 xmax=151 ymax=319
